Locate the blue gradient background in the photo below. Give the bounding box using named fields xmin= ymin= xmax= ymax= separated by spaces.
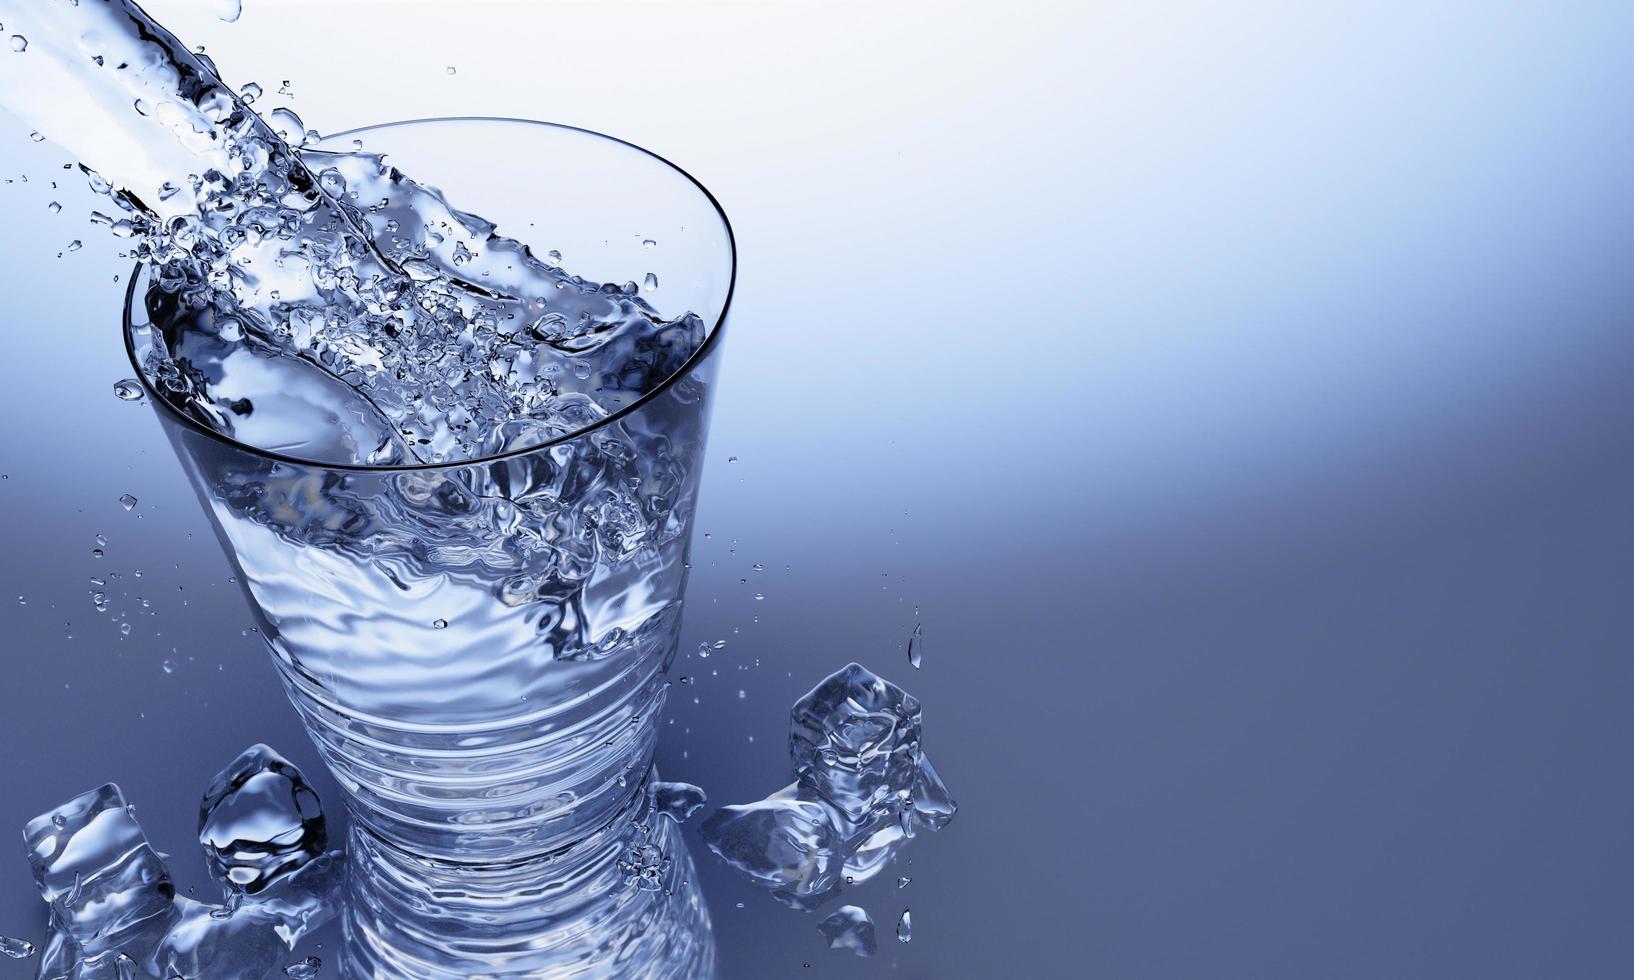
xmin=1 ymin=2 xmax=1631 ymax=976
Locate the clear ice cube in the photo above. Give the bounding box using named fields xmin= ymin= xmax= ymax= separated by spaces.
xmin=790 ymin=663 xmax=922 ymax=822
xmin=198 ymin=745 xmax=327 ymax=898
xmin=699 ymin=784 xmax=844 ymax=911
xmin=816 ymin=905 xmax=877 ymax=957
xmin=22 ymin=784 xmax=175 ymax=947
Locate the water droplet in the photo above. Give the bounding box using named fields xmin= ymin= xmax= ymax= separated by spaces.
xmin=119 ymin=493 xmax=138 ymax=511
xmin=46 ymin=201 xmax=60 ymax=213
xmin=897 ymin=908 xmax=912 ymax=943
xmin=113 ymin=378 xmax=144 ymax=400
xmin=545 ymin=249 xmax=562 ymax=266
xmin=737 ymin=689 xmax=747 ymax=699
xmin=239 ymin=81 xmax=262 ymax=103
xmin=713 ymin=639 xmax=727 ymax=650
xmin=642 ymin=272 xmax=658 ymax=292
xmin=0 ymin=934 xmax=35 ymax=959
xmin=697 ymin=642 xmax=711 ymax=659
xmin=91 ymin=549 xmax=104 ymax=559
xmin=753 ymin=592 xmax=765 ymax=601
xmin=66 ymin=239 xmax=82 ymax=252
xmin=9 ymin=36 xmax=27 ymax=53
xmin=908 ymin=623 xmax=924 ymax=669
xmin=446 ymin=65 xmax=457 ymax=75
xmin=214 ymin=0 xmax=243 ymax=23
xmin=162 ymin=659 xmax=176 ymax=675
xmin=898 ymin=875 xmax=912 ymax=889
xmin=432 ymin=618 xmax=448 ymax=629
xmin=28 ymin=130 xmax=43 ymax=142
xmin=267 ymin=107 xmax=304 ymax=141
xmin=641 ymin=238 xmax=657 ymax=249
xmin=119 ymin=622 xmax=132 ymax=636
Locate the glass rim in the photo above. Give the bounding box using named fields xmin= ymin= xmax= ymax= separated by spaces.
xmin=123 ymin=115 xmax=737 ymax=473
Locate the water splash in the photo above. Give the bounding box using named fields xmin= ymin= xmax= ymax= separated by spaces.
xmin=0 ymin=0 xmax=707 ymax=467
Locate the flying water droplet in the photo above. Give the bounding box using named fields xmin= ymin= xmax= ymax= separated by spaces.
xmin=114 ymin=378 xmax=144 ymax=400
xmin=162 ymin=659 xmax=177 ymax=674
xmin=643 ymin=272 xmax=658 ymax=292
xmin=432 ymin=618 xmax=448 ymax=629
xmin=896 ymin=908 xmax=912 ymax=943
xmin=119 ymin=493 xmax=138 ymax=511
xmin=446 ymin=65 xmax=457 ymax=75
xmin=28 ymin=130 xmax=43 ymax=142
xmin=817 ymin=905 xmax=877 ymax=957
xmin=239 ymin=81 xmax=262 ymax=104
xmin=65 ymin=239 xmax=82 ymax=252
xmin=897 ymin=875 xmax=912 ymax=889
xmin=908 ymin=623 xmax=924 ymax=669
xmin=0 ymin=935 xmax=35 ymax=959
xmin=266 ymin=107 xmax=304 ymax=141
xmin=214 ymin=0 xmax=244 ymax=23
xmin=9 ymin=36 xmax=27 ymax=53
xmin=641 ymin=238 xmax=657 ymax=249
xmin=47 ymin=201 xmax=61 ymax=213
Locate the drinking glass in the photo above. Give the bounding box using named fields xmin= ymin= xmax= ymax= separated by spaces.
xmin=125 ymin=117 xmax=733 ymax=975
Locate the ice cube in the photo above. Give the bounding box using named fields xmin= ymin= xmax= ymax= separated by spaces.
xmin=23 ymin=784 xmax=175 ymax=947
xmin=790 ymin=663 xmax=922 ymax=822
xmin=699 ymin=784 xmax=844 ymax=911
xmin=198 ymin=745 xmax=327 ymax=898
xmin=816 ymin=905 xmax=877 ymax=957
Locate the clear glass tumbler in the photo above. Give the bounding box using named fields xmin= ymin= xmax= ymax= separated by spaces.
xmin=125 ymin=118 xmax=735 ymax=870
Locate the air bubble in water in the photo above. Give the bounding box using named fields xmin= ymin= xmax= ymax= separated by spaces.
xmin=114 ymin=379 xmax=144 ymax=401
xmin=119 ymin=494 xmax=138 ymax=511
